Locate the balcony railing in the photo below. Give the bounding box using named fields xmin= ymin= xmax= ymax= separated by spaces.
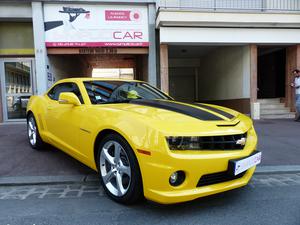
xmin=158 ymin=0 xmax=300 ymax=12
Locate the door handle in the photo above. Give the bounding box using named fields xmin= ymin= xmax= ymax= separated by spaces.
xmin=47 ymin=106 xmax=53 ymax=110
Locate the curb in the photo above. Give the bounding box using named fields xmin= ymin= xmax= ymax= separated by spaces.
xmin=255 ymin=165 xmax=300 ymax=174
xmin=0 ymin=174 xmax=99 ymax=186
xmin=1 ymin=166 xmax=300 ymax=186
xmin=0 ymin=122 xmax=26 ymax=125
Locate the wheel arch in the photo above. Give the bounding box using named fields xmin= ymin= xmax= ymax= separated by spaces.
xmin=93 ymin=128 xmax=143 ymax=175
xmin=93 ymin=129 xmax=135 ymax=169
xmin=26 ymin=110 xmax=33 ymax=121
xmin=26 ymin=110 xmax=46 ymax=141
xmin=94 ymin=129 xmax=115 ymax=167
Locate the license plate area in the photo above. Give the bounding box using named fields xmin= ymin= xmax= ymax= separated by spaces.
xmin=228 ymin=151 xmax=262 ymax=176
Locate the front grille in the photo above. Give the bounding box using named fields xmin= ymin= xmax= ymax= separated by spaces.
xmin=196 ymin=133 xmax=247 ymax=150
xmin=197 ymin=171 xmax=246 ymax=187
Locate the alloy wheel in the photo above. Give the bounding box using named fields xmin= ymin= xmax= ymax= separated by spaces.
xmin=100 ymin=140 xmax=131 ymax=197
xmin=28 ymin=117 xmax=37 ymax=146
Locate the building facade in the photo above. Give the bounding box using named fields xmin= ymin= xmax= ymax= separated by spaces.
xmin=157 ymin=0 xmax=300 ymax=119
xmin=1 ymin=0 xmax=300 ymax=123
xmin=0 ymin=0 xmax=156 ymax=122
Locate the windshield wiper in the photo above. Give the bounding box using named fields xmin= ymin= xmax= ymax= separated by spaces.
xmin=102 ymin=99 xmax=132 ymax=104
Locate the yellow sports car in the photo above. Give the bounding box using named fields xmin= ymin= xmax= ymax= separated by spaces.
xmin=26 ymin=78 xmax=261 ymax=204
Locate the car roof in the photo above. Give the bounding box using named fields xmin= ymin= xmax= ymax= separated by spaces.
xmin=57 ymin=77 xmax=143 ymax=83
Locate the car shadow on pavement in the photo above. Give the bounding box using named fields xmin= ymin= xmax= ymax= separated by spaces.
xmin=101 ymin=187 xmax=254 ymax=224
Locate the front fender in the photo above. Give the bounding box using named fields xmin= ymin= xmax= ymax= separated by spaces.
xmin=81 ymin=108 xmax=165 ymax=172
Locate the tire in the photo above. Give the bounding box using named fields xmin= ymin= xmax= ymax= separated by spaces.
xmin=97 ymin=133 xmax=143 ymax=204
xmin=27 ymin=113 xmax=45 ymax=150
xmin=13 ymin=103 xmax=20 ymax=112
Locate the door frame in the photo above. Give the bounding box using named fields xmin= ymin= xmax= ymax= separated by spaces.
xmin=286 ymin=45 xmax=300 ymax=112
xmin=0 ymin=58 xmax=36 ymax=122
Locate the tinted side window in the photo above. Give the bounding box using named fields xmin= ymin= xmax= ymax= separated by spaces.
xmin=83 ymin=81 xmax=122 ymax=104
xmin=47 ymin=82 xmax=84 ymax=104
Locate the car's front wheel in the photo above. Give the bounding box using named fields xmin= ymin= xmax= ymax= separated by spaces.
xmin=27 ymin=114 xmax=45 ymax=150
xmin=97 ymin=133 xmax=143 ymax=204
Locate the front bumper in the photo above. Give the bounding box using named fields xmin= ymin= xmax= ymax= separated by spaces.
xmin=145 ymin=166 xmax=255 ymax=204
xmin=138 ymin=126 xmax=258 ymax=204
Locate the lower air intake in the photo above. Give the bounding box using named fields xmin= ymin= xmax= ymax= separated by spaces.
xmin=197 ymin=171 xmax=246 ymax=187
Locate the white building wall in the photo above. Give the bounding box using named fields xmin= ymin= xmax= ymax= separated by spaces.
xmin=147 ymin=3 xmax=157 ymax=86
xmin=160 ymin=27 xmax=300 ymax=44
xmin=0 ymin=2 xmax=32 ymax=19
xmin=197 ymin=46 xmax=249 ymax=101
xmin=32 ymin=2 xmax=48 ymax=95
xmin=242 ymin=46 xmax=251 ymax=99
xmin=169 ymin=58 xmax=201 ymax=101
xmin=156 ymin=1 xmax=299 ymax=115
xmin=168 ymin=46 xmax=250 ymax=102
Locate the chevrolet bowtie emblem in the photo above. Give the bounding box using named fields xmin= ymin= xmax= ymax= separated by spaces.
xmin=236 ymin=137 xmax=247 ymax=146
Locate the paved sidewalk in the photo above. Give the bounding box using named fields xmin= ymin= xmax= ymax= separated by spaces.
xmin=254 ymin=119 xmax=300 ymax=165
xmin=0 ymin=124 xmax=95 ymax=177
xmin=0 ymin=119 xmax=299 ymax=179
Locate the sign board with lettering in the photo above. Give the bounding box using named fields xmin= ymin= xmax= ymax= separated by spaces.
xmin=44 ymin=4 xmax=149 ymax=47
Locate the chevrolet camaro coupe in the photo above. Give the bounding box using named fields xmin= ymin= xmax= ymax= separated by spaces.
xmin=26 ymin=78 xmax=261 ymax=204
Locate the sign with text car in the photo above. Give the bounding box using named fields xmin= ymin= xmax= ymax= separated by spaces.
xmin=44 ymin=4 xmax=149 ymax=47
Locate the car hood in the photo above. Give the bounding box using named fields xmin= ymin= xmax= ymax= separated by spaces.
xmin=100 ymin=99 xmax=251 ymax=135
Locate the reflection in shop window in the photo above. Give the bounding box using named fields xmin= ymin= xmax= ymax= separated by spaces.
xmin=5 ymin=62 xmax=31 ymax=94
xmin=4 ymin=61 xmax=32 ymax=120
xmin=92 ymin=68 xmax=134 ymax=80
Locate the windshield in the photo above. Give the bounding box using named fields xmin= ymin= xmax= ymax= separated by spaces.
xmin=83 ymin=80 xmax=172 ymax=104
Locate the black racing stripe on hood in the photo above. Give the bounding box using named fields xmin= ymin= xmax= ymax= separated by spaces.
xmin=193 ymin=103 xmax=235 ymax=119
xmin=130 ymin=100 xmax=224 ymax=121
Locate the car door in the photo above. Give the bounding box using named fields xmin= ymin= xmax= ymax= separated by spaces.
xmin=44 ymin=82 xmax=87 ymax=159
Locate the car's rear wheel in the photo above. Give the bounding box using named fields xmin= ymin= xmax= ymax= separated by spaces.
xmin=97 ymin=133 xmax=143 ymax=204
xmin=27 ymin=114 xmax=45 ymax=150
xmin=13 ymin=103 xmax=20 ymax=111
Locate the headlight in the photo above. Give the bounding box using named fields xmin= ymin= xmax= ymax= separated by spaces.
xmin=166 ymin=136 xmax=201 ymax=150
xmin=166 ymin=133 xmax=248 ymax=150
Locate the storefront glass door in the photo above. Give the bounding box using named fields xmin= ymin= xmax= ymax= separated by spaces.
xmin=0 ymin=59 xmax=34 ymax=121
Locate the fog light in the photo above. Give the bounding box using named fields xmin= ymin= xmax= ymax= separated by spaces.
xmin=169 ymin=170 xmax=185 ymax=186
xmin=170 ymin=172 xmax=178 ymax=184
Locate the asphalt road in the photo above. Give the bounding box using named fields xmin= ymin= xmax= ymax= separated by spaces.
xmin=0 ymin=173 xmax=299 ymax=225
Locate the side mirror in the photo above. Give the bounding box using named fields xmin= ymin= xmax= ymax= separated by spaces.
xmin=58 ymin=92 xmax=81 ymax=106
